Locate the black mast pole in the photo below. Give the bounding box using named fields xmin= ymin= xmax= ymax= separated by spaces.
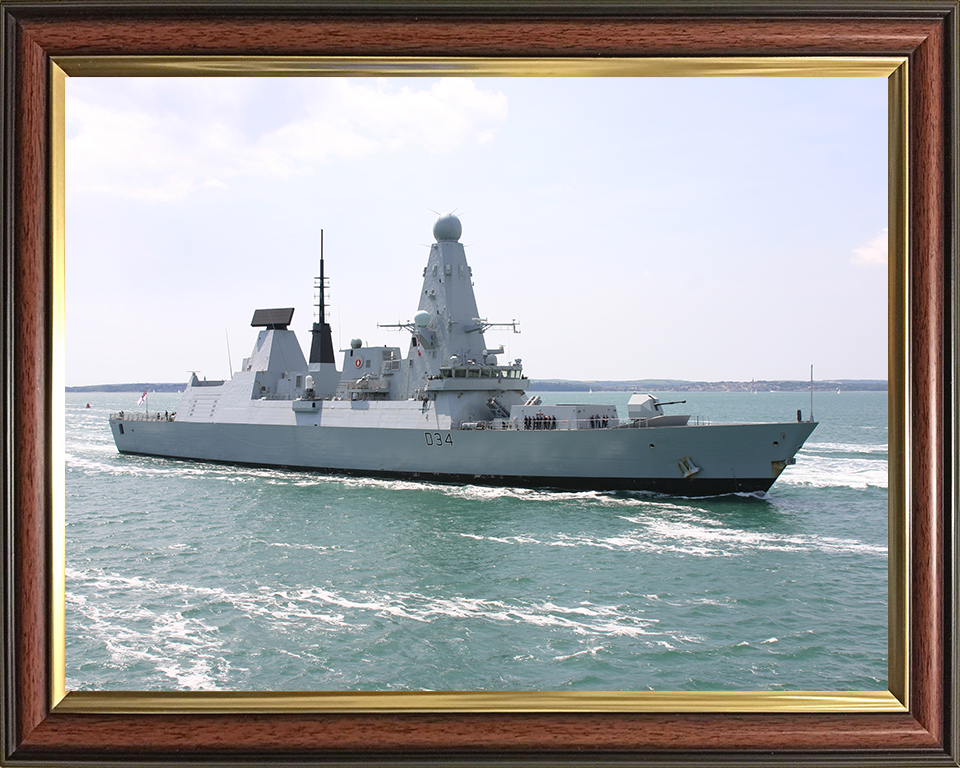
xmin=319 ymin=230 xmax=325 ymax=324
xmin=309 ymin=230 xmax=336 ymax=365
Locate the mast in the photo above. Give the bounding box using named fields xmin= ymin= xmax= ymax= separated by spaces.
xmin=318 ymin=230 xmax=326 ymax=324
xmin=309 ymin=229 xmax=336 ymax=365
xmin=810 ymin=364 xmax=814 ymax=422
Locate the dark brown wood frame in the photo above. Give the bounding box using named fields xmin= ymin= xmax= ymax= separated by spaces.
xmin=2 ymin=2 xmax=957 ymax=765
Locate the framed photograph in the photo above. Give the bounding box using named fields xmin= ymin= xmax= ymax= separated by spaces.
xmin=2 ymin=2 xmax=957 ymax=765
xmin=61 ymin=69 xmax=892 ymax=698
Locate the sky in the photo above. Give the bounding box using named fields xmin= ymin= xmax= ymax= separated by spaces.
xmin=65 ymin=76 xmax=888 ymax=386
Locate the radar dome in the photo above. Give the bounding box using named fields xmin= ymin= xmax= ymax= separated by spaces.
xmin=433 ymin=214 xmax=462 ymax=242
xmin=414 ymin=311 xmax=431 ymax=327
xmin=350 ymin=338 xmax=362 ymax=349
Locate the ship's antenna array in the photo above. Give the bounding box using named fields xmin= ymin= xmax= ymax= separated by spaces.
xmin=314 ymin=230 xmax=329 ymax=325
xmin=225 ymin=330 xmax=233 ymax=379
xmin=307 ymin=230 xmax=338 ymax=366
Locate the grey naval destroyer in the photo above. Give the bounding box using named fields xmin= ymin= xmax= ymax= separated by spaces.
xmin=110 ymin=214 xmax=817 ymax=496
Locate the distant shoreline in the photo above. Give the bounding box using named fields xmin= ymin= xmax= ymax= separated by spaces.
xmin=66 ymin=379 xmax=888 ymax=393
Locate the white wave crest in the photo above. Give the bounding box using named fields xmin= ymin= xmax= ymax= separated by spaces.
xmin=802 ymin=441 xmax=888 ymax=455
xmin=782 ymin=454 xmax=888 ymax=489
xmin=623 ymin=518 xmax=888 ymax=557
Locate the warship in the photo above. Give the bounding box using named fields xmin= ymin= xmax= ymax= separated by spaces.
xmin=110 ymin=214 xmax=817 ymax=495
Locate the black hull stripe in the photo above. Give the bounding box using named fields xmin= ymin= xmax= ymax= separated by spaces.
xmin=117 ymin=451 xmax=774 ymax=497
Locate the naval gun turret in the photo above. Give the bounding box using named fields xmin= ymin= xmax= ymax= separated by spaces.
xmin=627 ymin=393 xmax=691 ymax=427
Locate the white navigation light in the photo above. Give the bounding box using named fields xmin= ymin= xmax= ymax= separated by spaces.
xmin=433 ymin=214 xmax=462 ymax=242
xmin=414 ymin=310 xmax=431 ymax=327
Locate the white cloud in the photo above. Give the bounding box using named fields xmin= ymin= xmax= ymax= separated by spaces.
xmin=852 ymin=227 xmax=888 ymax=266
xmin=66 ymin=78 xmax=508 ymax=201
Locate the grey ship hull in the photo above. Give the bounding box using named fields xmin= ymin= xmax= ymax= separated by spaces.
xmin=111 ymin=419 xmax=817 ymax=496
xmin=110 ymin=214 xmax=818 ymax=495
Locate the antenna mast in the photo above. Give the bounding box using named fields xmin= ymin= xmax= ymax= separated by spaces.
xmin=308 ymin=229 xmax=337 ymax=365
xmin=315 ymin=230 xmax=328 ymax=325
xmin=810 ymin=364 xmax=814 ymax=422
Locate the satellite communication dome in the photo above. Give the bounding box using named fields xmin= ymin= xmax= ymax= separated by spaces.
xmin=414 ymin=311 xmax=431 ymax=327
xmin=350 ymin=338 xmax=362 ymax=349
xmin=433 ymin=214 xmax=462 ymax=242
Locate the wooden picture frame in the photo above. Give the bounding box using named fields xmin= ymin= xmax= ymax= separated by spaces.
xmin=2 ymin=2 xmax=957 ymax=764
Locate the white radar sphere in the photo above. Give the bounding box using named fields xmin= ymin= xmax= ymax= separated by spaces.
xmin=350 ymin=338 xmax=362 ymax=349
xmin=414 ymin=310 xmax=431 ymax=327
xmin=433 ymin=214 xmax=462 ymax=242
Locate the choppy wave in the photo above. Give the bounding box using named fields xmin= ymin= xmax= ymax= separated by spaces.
xmin=803 ymin=441 xmax=888 ymax=456
xmin=64 ymin=392 xmax=890 ymax=692
xmin=460 ymin=516 xmax=886 ymax=558
xmin=67 ymin=566 xmax=668 ymax=641
xmin=66 ymin=570 xmax=231 ymax=690
xmin=782 ymin=453 xmax=887 ymax=489
xmin=66 ymin=563 xmax=713 ymax=691
xmin=630 ymin=517 xmax=886 ymax=556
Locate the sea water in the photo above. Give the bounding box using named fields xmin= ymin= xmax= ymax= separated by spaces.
xmin=65 ymin=390 xmax=887 ymax=692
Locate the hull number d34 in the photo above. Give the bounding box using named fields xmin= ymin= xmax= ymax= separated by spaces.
xmin=425 ymin=432 xmax=454 ymax=447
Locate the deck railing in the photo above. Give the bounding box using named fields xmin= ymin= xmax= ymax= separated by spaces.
xmin=455 ymin=415 xmax=710 ymax=431
xmin=110 ymin=411 xmax=176 ymax=422
xmin=456 ymin=418 xmax=621 ymax=431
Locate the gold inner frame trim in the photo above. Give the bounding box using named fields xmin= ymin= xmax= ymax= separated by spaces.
xmin=50 ymin=56 xmax=909 ymax=715
xmin=56 ymin=689 xmax=905 ymax=714
xmin=54 ymin=55 xmax=904 ymax=78
xmin=50 ymin=61 xmax=67 ymax=710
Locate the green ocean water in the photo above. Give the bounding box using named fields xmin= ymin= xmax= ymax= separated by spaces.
xmin=65 ymin=389 xmax=887 ymax=692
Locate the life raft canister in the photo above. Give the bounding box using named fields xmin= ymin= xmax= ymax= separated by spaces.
xmin=355 ymin=358 xmax=363 ymax=368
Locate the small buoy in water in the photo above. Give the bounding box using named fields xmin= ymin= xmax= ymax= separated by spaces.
xmin=86 ymin=403 xmax=91 ymax=408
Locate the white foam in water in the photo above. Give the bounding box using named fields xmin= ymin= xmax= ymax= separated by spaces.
xmin=66 ymin=580 xmax=228 ymax=690
xmin=66 ymin=568 xmax=352 ymax=647
xmin=638 ymin=518 xmax=886 ymax=557
xmin=553 ymin=646 xmax=604 ymax=662
xmin=260 ymin=584 xmax=669 ymax=640
xmin=781 ymin=453 xmax=888 ymax=489
xmin=803 ymin=441 xmax=888 ymax=455
xmin=457 ymin=517 xmax=886 ymax=559
xmin=268 ymin=542 xmax=344 ymax=553
xmin=64 ymin=393 xmax=890 ymax=691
